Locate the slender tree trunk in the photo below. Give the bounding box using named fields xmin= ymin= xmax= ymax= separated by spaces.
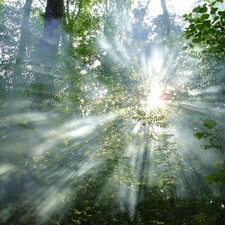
xmin=134 ymin=124 xmax=149 ymax=223
xmin=160 ymin=0 xmax=171 ymax=36
xmin=16 ymin=0 xmax=33 ymax=67
xmin=12 ymin=0 xmax=33 ymax=94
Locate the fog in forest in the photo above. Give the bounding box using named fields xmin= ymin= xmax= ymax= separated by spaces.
xmin=1 ymin=0 xmax=225 ymax=224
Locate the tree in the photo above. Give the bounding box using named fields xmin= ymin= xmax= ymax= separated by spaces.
xmin=14 ymin=0 xmax=33 ymax=78
xmin=3 ymin=0 xmax=225 ymax=224
xmin=32 ymin=0 xmax=64 ymax=110
xmin=182 ymin=1 xmax=225 ymax=223
xmin=183 ymin=0 xmax=225 ymax=57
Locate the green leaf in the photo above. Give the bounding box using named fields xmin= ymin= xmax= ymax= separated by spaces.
xmin=192 ymin=37 xmax=202 ymax=43
xmin=210 ymin=7 xmax=218 ymax=14
xmin=213 ymin=15 xmax=219 ymax=22
xmin=199 ymin=5 xmax=208 ymax=13
xmin=218 ymin=10 xmax=225 ymax=19
xmin=202 ymin=119 xmax=217 ymax=130
xmin=205 ymin=169 xmax=225 ymax=184
xmin=203 ymin=20 xmax=211 ymax=26
xmin=193 ymin=6 xmax=201 ymax=13
xmin=209 ymin=1 xmax=217 ymax=7
xmin=194 ymin=131 xmax=211 ymax=139
xmin=193 ymin=4 xmax=208 ymax=14
xmin=200 ymin=14 xmax=209 ymax=20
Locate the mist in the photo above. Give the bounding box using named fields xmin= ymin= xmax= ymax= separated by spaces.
xmin=1 ymin=0 xmax=225 ymax=224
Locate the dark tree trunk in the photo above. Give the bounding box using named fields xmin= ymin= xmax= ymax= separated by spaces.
xmin=39 ymin=0 xmax=64 ymax=63
xmin=33 ymin=0 xmax=64 ymax=110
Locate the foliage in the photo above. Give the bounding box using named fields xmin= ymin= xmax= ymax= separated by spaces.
xmin=1 ymin=0 xmax=225 ymax=224
xmin=183 ymin=0 xmax=225 ymax=57
xmin=194 ymin=119 xmax=225 ymax=188
xmin=183 ymin=0 xmax=225 ymax=210
xmin=132 ymin=108 xmax=169 ymax=128
xmin=194 ymin=119 xmax=224 ymax=153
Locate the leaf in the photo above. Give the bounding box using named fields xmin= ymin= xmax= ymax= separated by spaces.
xmin=193 ymin=6 xmax=201 ymax=13
xmin=210 ymin=7 xmax=218 ymax=14
xmin=209 ymin=1 xmax=217 ymax=7
xmin=136 ymin=109 xmax=146 ymax=117
xmin=200 ymin=14 xmax=210 ymax=20
xmin=192 ymin=37 xmax=202 ymax=43
xmin=203 ymin=20 xmax=211 ymax=26
xmin=202 ymin=119 xmax=217 ymax=130
xmin=209 ymin=137 xmax=221 ymax=149
xmin=199 ymin=5 xmax=208 ymax=13
xmin=193 ymin=131 xmax=211 ymax=139
xmin=205 ymin=169 xmax=225 ymax=183
xmin=146 ymin=109 xmax=169 ymax=128
xmin=218 ymin=10 xmax=225 ymax=19
xmin=193 ymin=4 xmax=207 ymax=13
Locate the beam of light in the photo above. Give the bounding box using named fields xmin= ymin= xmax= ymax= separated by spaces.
xmin=2 ymin=1 xmax=225 ymax=224
xmin=29 ymin=112 xmax=116 ymax=156
xmin=97 ymin=38 xmax=225 ymax=220
xmin=0 ymin=164 xmax=15 ymax=175
xmin=0 ymin=108 xmax=117 ymax=222
xmin=36 ymin=187 xmax=70 ymax=222
xmin=147 ymin=84 xmax=166 ymax=110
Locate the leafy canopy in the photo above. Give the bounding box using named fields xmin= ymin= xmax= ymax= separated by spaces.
xmin=183 ymin=0 xmax=225 ymax=57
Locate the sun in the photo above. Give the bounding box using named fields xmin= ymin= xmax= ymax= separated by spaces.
xmin=146 ymin=83 xmax=167 ymax=110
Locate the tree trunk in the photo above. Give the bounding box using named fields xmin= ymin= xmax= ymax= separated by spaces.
xmin=33 ymin=0 xmax=64 ymax=110
xmin=160 ymin=0 xmax=171 ymax=36
xmin=11 ymin=0 xmax=33 ymax=97
xmin=39 ymin=0 xmax=64 ymax=63
xmin=15 ymin=0 xmax=33 ymax=72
